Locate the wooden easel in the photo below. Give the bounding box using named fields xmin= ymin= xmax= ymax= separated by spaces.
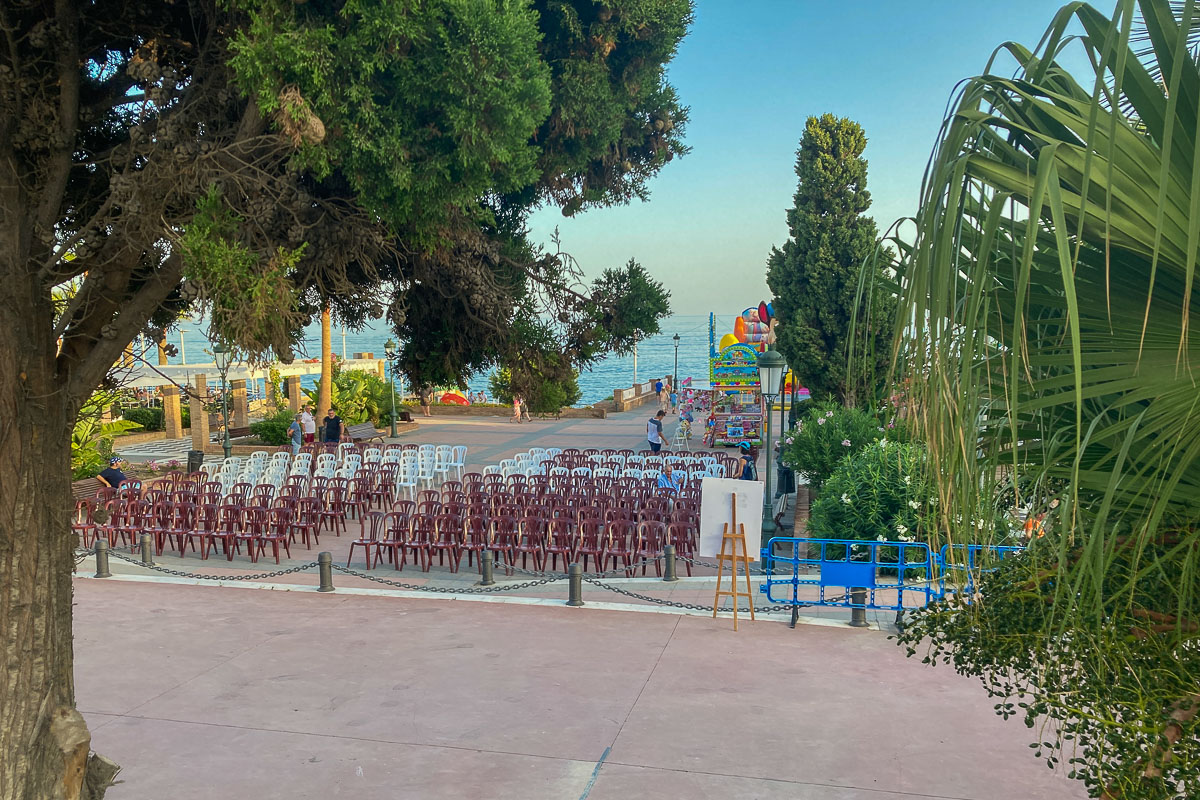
xmin=713 ymin=492 xmax=756 ymax=630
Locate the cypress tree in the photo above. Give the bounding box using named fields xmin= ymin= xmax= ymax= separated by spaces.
xmin=767 ymin=114 xmax=895 ymax=407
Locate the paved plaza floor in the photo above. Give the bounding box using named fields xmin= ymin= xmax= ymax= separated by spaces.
xmin=75 ymin=579 xmax=1085 ymax=800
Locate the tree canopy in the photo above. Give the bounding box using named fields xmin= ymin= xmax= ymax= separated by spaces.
xmin=765 ymin=114 xmax=894 ymax=406
xmin=0 ymin=0 xmax=691 ymax=795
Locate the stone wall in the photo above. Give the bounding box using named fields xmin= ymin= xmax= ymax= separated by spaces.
xmin=612 ymin=381 xmax=658 ymax=412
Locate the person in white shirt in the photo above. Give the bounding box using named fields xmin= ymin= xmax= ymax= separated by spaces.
xmin=300 ymin=405 xmax=316 ymax=444
xmin=646 ymin=410 xmax=667 ymax=452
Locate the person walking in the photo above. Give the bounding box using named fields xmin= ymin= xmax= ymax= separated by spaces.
xmin=323 ymin=407 xmax=345 ymax=443
xmin=654 ymin=377 xmax=664 ymax=408
xmin=287 ymin=413 xmax=303 ymax=456
xmin=418 ymin=387 xmax=433 ymax=417
xmin=646 ymin=409 xmax=667 ymax=453
xmin=510 ymin=395 xmax=523 ymax=423
xmin=300 ymin=404 xmax=316 ymax=444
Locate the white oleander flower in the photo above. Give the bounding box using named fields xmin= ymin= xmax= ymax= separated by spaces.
xmin=826 ymin=410 xmax=834 ymax=418
xmin=817 ymin=417 xmax=826 ymax=425
xmin=841 ymin=439 xmax=851 ymax=447
xmin=896 ymin=523 xmax=908 ymax=536
xmin=908 ymin=500 xmax=919 ymax=510
xmin=876 ymin=535 xmax=886 ymax=542
xmin=841 ymin=493 xmax=851 ymax=504
xmin=976 ymin=518 xmax=987 ymax=529
xmin=903 ymin=475 xmax=911 ymax=485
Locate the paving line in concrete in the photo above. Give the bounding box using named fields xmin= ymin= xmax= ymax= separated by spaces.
xmin=74 ymin=573 xmax=880 ymax=630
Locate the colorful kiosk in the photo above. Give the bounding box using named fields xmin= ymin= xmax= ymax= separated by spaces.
xmin=708 ymin=315 xmax=764 ymax=447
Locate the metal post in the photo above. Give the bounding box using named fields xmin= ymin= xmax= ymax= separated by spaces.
xmin=662 ymin=544 xmax=679 ymax=582
xmin=849 ymin=587 xmax=869 ymax=627
xmin=672 ymin=333 xmax=680 ymax=392
xmin=632 ymin=342 xmax=638 ymax=385
xmin=221 ymin=372 xmax=232 ymax=460
xmin=140 ymin=532 xmax=154 ymax=566
xmin=760 ymin=391 xmax=778 ymax=552
xmin=566 ymin=562 xmax=584 ymax=606
xmin=388 ymin=362 xmax=398 ymax=438
xmin=94 ymin=538 xmax=111 ymax=578
xmin=317 ymin=551 xmax=334 ymax=592
xmin=179 ymin=329 xmax=188 ymax=364
xmin=479 ymin=550 xmax=496 ymax=586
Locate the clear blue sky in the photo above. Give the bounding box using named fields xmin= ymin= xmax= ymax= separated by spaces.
xmin=527 ymin=0 xmax=1085 ymax=315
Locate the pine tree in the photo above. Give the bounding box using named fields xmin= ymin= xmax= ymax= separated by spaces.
xmin=766 ymin=114 xmax=895 ymax=407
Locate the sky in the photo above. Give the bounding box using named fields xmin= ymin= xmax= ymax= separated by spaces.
xmin=526 ymin=0 xmax=1087 ymax=315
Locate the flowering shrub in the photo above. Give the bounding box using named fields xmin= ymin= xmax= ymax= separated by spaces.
xmin=807 ymin=440 xmax=931 ymax=545
xmin=780 ymin=402 xmax=883 ymax=492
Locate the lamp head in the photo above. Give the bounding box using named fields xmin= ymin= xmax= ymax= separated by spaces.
xmin=756 ymin=348 xmax=786 ymax=397
xmin=384 ymin=338 xmax=396 ymax=356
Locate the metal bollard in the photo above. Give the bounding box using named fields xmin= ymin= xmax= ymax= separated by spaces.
xmin=662 ymin=544 xmax=679 ymax=582
xmin=479 ymin=550 xmax=496 ymax=587
xmin=94 ymin=538 xmax=111 ymax=578
xmin=140 ymin=533 xmax=154 ymax=566
xmin=849 ymin=587 xmax=869 ymax=627
xmin=317 ymin=552 xmax=334 ymax=592
xmin=566 ymin=562 xmax=584 ymax=607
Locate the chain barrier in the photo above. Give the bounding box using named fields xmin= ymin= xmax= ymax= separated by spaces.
xmin=581 ymin=575 xmax=790 ymax=614
xmin=494 ymin=557 xmax=663 ymax=580
xmin=331 ymin=564 xmax=564 ymax=594
xmin=105 ymin=548 xmax=318 ymax=581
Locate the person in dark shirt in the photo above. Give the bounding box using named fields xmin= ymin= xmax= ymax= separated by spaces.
xmin=737 ymin=442 xmax=757 ymax=481
xmin=97 ymin=456 xmax=127 ymax=488
xmin=323 ymin=407 xmax=345 ymax=442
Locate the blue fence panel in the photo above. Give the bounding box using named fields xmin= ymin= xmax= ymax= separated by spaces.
xmin=760 ymin=537 xmax=939 ymax=612
xmin=938 ymin=543 xmax=1025 ymax=596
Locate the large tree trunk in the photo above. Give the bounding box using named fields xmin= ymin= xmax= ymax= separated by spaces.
xmin=318 ymin=305 xmax=332 ymax=419
xmin=0 ymin=267 xmax=116 ymax=798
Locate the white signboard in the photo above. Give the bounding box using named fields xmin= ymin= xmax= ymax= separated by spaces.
xmin=698 ymin=477 xmax=765 ymax=562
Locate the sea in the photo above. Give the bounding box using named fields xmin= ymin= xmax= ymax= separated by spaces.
xmin=156 ymin=313 xmax=738 ymax=405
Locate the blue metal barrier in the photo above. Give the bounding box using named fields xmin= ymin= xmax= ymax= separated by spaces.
xmin=761 ymin=538 xmax=1026 ymax=621
xmin=938 ymin=543 xmax=1025 ymax=595
xmin=760 ymin=537 xmax=941 ymax=614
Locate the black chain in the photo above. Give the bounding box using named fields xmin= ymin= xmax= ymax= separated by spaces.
xmin=581 ymin=575 xmax=789 ymax=614
xmin=105 ymin=548 xmax=317 ymax=581
xmin=494 ymin=557 xmax=663 ymax=579
xmin=331 ymin=564 xmax=564 ymax=593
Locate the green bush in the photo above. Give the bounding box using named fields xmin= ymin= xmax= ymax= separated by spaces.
xmin=489 ymin=367 xmax=581 ymax=414
xmin=780 ymin=402 xmax=884 ymax=492
xmin=181 ymin=403 xmax=191 ymax=429
xmin=249 ymin=408 xmax=296 ymax=446
xmin=120 ymin=406 xmax=164 ymax=431
xmin=807 ymin=440 xmax=931 ymax=545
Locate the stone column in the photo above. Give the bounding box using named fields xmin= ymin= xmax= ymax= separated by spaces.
xmin=285 ymin=375 xmax=303 ymax=412
xmin=230 ymin=379 xmax=249 ymax=428
xmin=189 ymin=374 xmax=210 ymax=451
xmin=161 ymin=384 xmax=183 ymax=439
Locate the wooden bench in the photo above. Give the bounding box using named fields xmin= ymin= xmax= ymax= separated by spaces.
xmin=345 ymin=422 xmax=384 ymax=443
xmin=71 ymin=477 xmax=104 ymax=502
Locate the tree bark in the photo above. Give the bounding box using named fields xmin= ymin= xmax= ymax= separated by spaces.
xmin=318 ymin=305 xmax=332 ymax=419
xmin=0 ymin=262 xmax=114 ymax=798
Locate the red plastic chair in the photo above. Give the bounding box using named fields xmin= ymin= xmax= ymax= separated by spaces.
xmin=348 ymin=510 xmax=386 ymax=569
xmin=576 ymin=520 xmax=606 ymax=571
xmin=461 ymin=516 xmax=490 ymax=571
xmin=376 ymin=511 xmax=409 ymax=570
xmin=431 ymin=514 xmax=463 ymax=572
xmin=514 ymin=515 xmax=546 ymax=572
xmin=260 ymin=507 xmax=294 ymax=564
xmin=405 ymin=515 xmax=435 ymax=572
xmin=71 ymin=499 xmax=99 ymax=547
xmin=236 ymin=506 xmax=270 ymax=563
xmin=604 ymin=520 xmax=637 ymax=575
xmin=635 ymin=521 xmax=666 ymax=576
xmin=545 ymin=518 xmax=574 ymax=571
xmin=207 ymin=504 xmax=243 ymax=560
xmin=489 ymin=516 xmax=519 ymax=573
xmin=289 ymin=497 xmax=322 ymax=549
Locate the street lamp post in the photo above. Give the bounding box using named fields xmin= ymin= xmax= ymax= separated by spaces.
xmin=672 ymin=333 xmax=680 ymax=392
xmin=384 ymin=338 xmax=398 ymax=438
xmin=756 ymin=348 xmax=786 ymax=553
xmin=213 ymin=342 xmax=233 ymax=460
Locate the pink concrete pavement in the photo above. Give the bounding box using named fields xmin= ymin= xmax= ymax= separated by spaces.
xmin=75 ymin=579 xmax=1085 ymax=800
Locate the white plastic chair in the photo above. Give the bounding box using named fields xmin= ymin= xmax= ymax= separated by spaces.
xmin=449 ymin=446 xmax=467 ymax=480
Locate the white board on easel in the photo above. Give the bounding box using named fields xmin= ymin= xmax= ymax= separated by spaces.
xmin=698 ymin=477 xmax=765 ymax=561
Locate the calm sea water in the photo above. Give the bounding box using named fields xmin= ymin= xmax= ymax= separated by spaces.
xmin=159 ymin=313 xmax=738 ymax=405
